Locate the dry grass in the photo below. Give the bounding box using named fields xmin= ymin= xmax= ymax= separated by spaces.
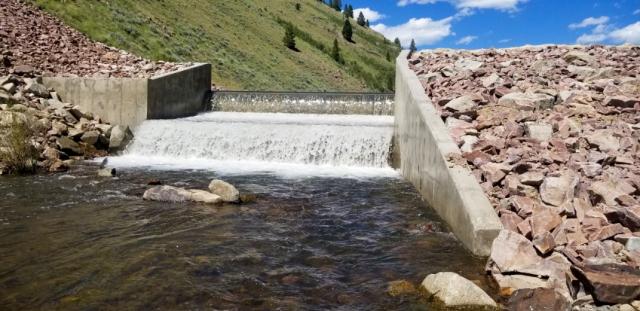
xmin=0 ymin=113 xmax=39 ymax=174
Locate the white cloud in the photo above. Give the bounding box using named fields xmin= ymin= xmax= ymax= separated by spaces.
xmin=372 ymin=17 xmax=453 ymax=47
xmin=498 ymin=38 xmax=511 ymax=43
xmin=569 ymin=16 xmax=609 ymax=29
xmin=397 ymin=0 xmax=527 ymax=11
xmin=456 ymin=35 xmax=478 ymax=45
xmin=634 ymin=9 xmax=640 ymax=15
xmin=353 ymin=8 xmax=385 ymax=22
xmin=609 ymin=21 xmax=640 ymax=44
xmin=574 ymin=21 xmax=640 ymax=45
xmin=576 ymin=33 xmax=608 ymax=44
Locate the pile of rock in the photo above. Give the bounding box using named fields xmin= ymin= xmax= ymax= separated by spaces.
xmin=0 ymin=74 xmax=132 ymax=174
xmin=0 ymin=0 xmax=190 ymax=78
xmin=143 ymin=179 xmax=245 ymax=205
xmin=409 ymin=45 xmax=640 ymax=307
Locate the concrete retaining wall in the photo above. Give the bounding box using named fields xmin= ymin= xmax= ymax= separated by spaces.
xmin=42 ymin=63 xmax=211 ymax=127
xmin=394 ymin=51 xmax=502 ymax=256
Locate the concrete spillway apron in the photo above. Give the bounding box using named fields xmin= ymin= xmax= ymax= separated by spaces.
xmin=393 ymin=50 xmax=502 ymax=256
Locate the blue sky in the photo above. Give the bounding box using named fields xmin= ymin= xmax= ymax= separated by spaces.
xmin=345 ymin=0 xmax=640 ymax=49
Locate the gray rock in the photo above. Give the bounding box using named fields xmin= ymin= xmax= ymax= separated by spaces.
xmin=56 ymin=136 xmax=84 ymax=155
xmin=563 ymin=50 xmax=595 ymax=66
xmin=524 ymin=122 xmax=553 ymax=141
xmin=97 ymin=167 xmax=116 ymax=177
xmin=498 ymin=92 xmax=555 ymax=110
xmin=24 ymin=79 xmax=50 ymax=98
xmin=143 ymin=186 xmax=191 ymax=202
xmin=208 ymin=179 xmax=240 ymax=202
xmin=421 ymin=272 xmax=497 ymax=309
xmin=539 ymin=171 xmax=578 ymax=206
xmin=108 ymin=125 xmax=133 ymax=153
xmin=444 ymin=95 xmax=477 ymax=113
xmin=482 ymin=73 xmax=502 ymax=88
xmin=80 ymin=130 xmax=100 ymax=146
xmin=189 ymin=190 xmax=222 ymax=204
xmin=586 ymin=130 xmax=620 ymax=153
xmin=454 ymin=58 xmax=484 ymax=72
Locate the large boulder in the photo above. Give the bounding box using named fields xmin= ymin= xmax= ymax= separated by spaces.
xmin=421 ymin=272 xmax=497 ymax=309
xmin=208 ymin=179 xmax=239 ymax=202
xmin=572 ymin=264 xmax=640 ymax=304
xmin=109 ymin=125 xmax=133 ymax=153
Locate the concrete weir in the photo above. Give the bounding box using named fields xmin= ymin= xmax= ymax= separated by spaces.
xmin=393 ymin=51 xmax=502 ymax=256
xmin=42 ymin=63 xmax=212 ymax=127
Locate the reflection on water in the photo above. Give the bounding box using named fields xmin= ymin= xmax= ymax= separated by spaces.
xmin=0 ymin=164 xmax=489 ymax=310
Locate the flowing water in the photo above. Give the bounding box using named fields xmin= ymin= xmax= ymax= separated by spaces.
xmin=0 ymin=111 xmax=490 ymax=310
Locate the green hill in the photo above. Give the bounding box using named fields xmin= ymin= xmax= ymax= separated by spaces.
xmin=30 ymin=0 xmax=400 ymax=92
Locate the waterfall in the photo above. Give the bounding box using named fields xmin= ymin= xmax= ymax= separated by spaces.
xmin=112 ymin=112 xmax=396 ymax=176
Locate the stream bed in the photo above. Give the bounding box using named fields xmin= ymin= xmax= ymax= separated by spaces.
xmin=0 ymin=164 xmax=490 ymax=310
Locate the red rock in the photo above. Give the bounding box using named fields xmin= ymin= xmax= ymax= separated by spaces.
xmin=530 ymin=208 xmax=563 ymax=239
xmin=533 ymin=232 xmax=556 ymax=255
xmin=490 ymin=230 xmax=542 ymax=273
xmin=588 ymin=223 xmax=626 ymax=242
xmin=604 ymin=96 xmax=639 ymax=109
xmin=507 ymin=288 xmax=571 ymax=311
xmin=500 ymin=211 xmax=524 ymax=232
xmin=572 ymin=263 xmax=640 ymax=304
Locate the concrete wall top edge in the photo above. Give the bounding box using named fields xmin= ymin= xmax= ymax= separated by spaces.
xmin=150 ymin=63 xmax=210 ymax=80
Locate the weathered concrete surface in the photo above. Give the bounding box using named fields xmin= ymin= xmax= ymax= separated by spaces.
xmin=42 ymin=76 xmax=147 ymax=127
xmin=393 ymin=50 xmax=502 ymax=256
xmin=148 ymin=63 xmax=211 ymax=119
xmin=42 ymin=63 xmax=211 ymax=127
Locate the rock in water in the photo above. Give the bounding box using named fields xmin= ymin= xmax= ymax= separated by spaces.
xmin=208 ymin=179 xmax=240 ymax=202
xmin=109 ymin=125 xmax=133 ymax=153
xmin=421 ymin=272 xmax=497 ymax=309
xmin=143 ymin=186 xmax=223 ymax=204
xmin=143 ymin=186 xmax=192 ymax=203
xmin=188 ymin=190 xmax=222 ymax=204
xmin=97 ymin=167 xmax=116 ymax=177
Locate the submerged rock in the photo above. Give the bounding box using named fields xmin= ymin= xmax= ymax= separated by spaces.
xmin=97 ymin=167 xmax=116 ymax=177
xmin=189 ymin=190 xmax=222 ymax=204
xmin=387 ymin=280 xmax=417 ymax=297
xmin=421 ymin=272 xmax=497 ymax=309
xmin=208 ymin=179 xmax=239 ymax=202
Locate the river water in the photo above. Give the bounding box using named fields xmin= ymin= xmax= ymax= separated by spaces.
xmin=0 ymin=112 xmax=490 ymax=310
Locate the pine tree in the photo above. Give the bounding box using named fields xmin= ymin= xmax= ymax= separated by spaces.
xmin=331 ymin=0 xmax=341 ymax=11
xmin=283 ymin=24 xmax=296 ymax=50
xmin=343 ymin=4 xmax=353 ymax=19
xmin=342 ymin=19 xmax=353 ymax=42
xmin=409 ymin=39 xmax=417 ymax=53
xmin=331 ymin=38 xmax=342 ymax=63
xmin=347 ymin=5 xmax=354 ymax=18
xmin=365 ymin=19 xmax=370 ymax=27
xmin=356 ymin=12 xmax=366 ymax=27
xmin=394 ymin=37 xmax=401 ymax=48
xmin=386 ymin=50 xmax=391 ymax=62
xmin=295 ymin=3 xmax=301 ymax=11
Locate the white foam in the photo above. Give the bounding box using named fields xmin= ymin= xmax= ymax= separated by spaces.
xmin=109 ymin=112 xmax=398 ymax=178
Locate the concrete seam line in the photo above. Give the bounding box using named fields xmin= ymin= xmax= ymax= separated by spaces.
xmin=394 ymin=50 xmax=502 ymax=256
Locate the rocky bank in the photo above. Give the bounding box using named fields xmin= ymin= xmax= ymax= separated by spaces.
xmin=0 ymin=74 xmax=131 ymax=175
xmin=409 ymin=45 xmax=640 ymax=308
xmin=0 ymin=0 xmax=190 ymax=78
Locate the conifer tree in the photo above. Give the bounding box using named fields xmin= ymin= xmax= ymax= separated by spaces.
xmin=295 ymin=3 xmax=301 ymax=11
xmin=394 ymin=37 xmax=401 ymax=48
xmin=331 ymin=38 xmax=342 ymax=63
xmin=365 ymin=19 xmax=370 ymax=27
xmin=342 ymin=19 xmax=353 ymax=42
xmin=283 ymin=24 xmax=297 ymax=50
xmin=356 ymin=12 xmax=366 ymax=27
xmin=409 ymin=39 xmax=417 ymax=53
xmin=386 ymin=50 xmax=391 ymax=62
xmin=347 ymin=5 xmax=354 ymax=18
xmin=331 ymin=0 xmax=341 ymax=11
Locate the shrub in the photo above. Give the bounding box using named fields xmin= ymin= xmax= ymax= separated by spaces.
xmin=0 ymin=113 xmax=38 ymax=174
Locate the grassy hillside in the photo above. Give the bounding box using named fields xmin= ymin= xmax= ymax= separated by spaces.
xmin=30 ymin=0 xmax=400 ymax=91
